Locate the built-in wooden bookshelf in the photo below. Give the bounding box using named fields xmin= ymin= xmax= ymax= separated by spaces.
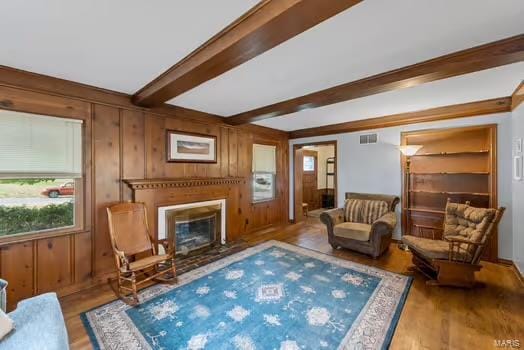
xmin=401 ymin=124 xmax=498 ymax=262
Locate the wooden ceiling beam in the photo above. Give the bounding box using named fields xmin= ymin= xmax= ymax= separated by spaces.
xmin=132 ymin=0 xmax=362 ymax=107
xmin=511 ymin=80 xmax=524 ymax=110
xmin=228 ymin=34 xmax=524 ymax=125
xmin=289 ymin=97 xmax=511 ymax=139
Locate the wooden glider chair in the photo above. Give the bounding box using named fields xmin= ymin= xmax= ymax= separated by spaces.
xmin=402 ymin=199 xmax=505 ymax=288
xmin=107 ymin=202 xmax=176 ymax=304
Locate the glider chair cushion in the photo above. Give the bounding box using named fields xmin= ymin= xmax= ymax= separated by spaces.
xmin=321 ymin=192 xmax=399 ymax=258
xmin=401 ymin=235 xmax=469 ymax=262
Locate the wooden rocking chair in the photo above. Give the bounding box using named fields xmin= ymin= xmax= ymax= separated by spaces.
xmin=107 ymin=202 xmax=176 ymax=304
xmin=402 ymin=199 xmax=505 ymax=288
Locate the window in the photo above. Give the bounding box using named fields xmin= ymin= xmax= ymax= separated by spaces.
xmin=303 ymin=156 xmax=315 ymax=172
xmin=252 ymin=144 xmax=276 ymax=203
xmin=0 ymin=110 xmax=83 ymax=238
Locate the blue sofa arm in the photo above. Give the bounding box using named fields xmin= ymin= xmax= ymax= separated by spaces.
xmin=0 ymin=293 xmax=69 ymax=350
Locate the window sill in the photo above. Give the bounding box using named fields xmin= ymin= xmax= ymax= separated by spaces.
xmin=0 ymin=226 xmax=88 ymax=247
xmin=252 ymin=198 xmax=276 ymax=205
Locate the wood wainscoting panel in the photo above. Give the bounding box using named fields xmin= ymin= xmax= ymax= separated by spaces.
xmin=228 ymin=128 xmax=239 ymax=177
xmin=121 ymin=109 xmax=145 ymax=180
xmin=121 ymin=109 xmax=146 ymax=201
xmin=0 ymin=242 xmax=34 ymax=310
xmin=36 ymin=236 xmax=72 ymax=293
xmin=73 ymin=231 xmax=92 ymax=284
xmin=145 ymin=114 xmax=167 ymax=178
xmin=93 ymin=104 xmax=121 ymax=275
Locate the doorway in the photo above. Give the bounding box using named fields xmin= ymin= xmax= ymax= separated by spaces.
xmin=293 ymin=141 xmax=337 ymax=223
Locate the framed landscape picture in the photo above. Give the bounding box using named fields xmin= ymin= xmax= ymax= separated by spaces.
xmin=166 ymin=130 xmax=217 ymax=163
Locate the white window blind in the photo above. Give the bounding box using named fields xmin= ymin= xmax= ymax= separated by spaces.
xmin=252 ymin=144 xmax=276 ymax=173
xmin=0 ymin=110 xmax=83 ymax=178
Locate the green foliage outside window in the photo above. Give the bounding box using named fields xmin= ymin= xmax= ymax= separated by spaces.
xmin=0 ymin=202 xmax=74 ymax=236
xmin=0 ymin=179 xmax=55 ymax=186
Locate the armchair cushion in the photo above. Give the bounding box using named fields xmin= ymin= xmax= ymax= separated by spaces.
xmin=334 ymin=222 xmax=372 ymax=241
xmin=344 ymin=199 xmax=362 ymax=222
xmin=343 ymin=199 xmax=389 ymax=224
xmin=361 ymin=200 xmax=389 ymax=224
xmin=402 ymin=235 xmax=469 ymax=262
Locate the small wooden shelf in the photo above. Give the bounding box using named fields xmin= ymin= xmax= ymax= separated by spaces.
xmin=409 ymin=190 xmax=490 ymax=196
xmin=410 ymin=172 xmax=490 ymax=175
xmin=412 ymin=150 xmax=489 ymax=156
xmin=405 ymin=207 xmax=445 ymax=214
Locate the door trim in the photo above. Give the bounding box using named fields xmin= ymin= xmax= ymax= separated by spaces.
xmin=292 ymin=140 xmax=338 ymax=222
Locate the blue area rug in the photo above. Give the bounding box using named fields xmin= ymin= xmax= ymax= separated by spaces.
xmin=82 ymin=241 xmax=412 ymax=349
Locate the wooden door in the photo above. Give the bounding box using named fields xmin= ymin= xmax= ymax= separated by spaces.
xmin=294 ymin=148 xmax=304 ymax=222
xmin=302 ymin=150 xmax=319 ymax=210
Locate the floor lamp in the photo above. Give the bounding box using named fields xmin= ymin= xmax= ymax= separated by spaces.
xmin=398 ymin=145 xmax=422 ymax=251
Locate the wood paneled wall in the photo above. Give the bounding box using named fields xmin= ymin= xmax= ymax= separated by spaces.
xmin=0 ymin=74 xmax=289 ymax=309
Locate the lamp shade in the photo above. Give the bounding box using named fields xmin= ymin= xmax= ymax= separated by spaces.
xmin=398 ymin=145 xmax=422 ymax=156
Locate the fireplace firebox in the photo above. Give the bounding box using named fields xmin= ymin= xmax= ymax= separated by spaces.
xmin=158 ymin=199 xmax=226 ymax=255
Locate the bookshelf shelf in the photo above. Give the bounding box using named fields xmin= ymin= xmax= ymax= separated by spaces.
xmin=412 ymin=150 xmax=489 ymax=156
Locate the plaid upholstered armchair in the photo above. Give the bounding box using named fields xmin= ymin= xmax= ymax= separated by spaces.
xmin=320 ymin=193 xmax=399 ymax=258
xmin=402 ymin=200 xmax=505 ymax=287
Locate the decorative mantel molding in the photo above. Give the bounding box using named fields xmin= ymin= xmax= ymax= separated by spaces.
xmin=124 ymin=177 xmax=244 ymax=190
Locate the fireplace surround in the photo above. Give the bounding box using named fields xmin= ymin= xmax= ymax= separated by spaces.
xmin=124 ymin=177 xmax=243 ymax=244
xmin=158 ymin=199 xmax=226 ymax=254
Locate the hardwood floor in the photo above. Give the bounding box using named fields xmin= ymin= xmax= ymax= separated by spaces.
xmin=61 ymin=218 xmax=524 ymax=349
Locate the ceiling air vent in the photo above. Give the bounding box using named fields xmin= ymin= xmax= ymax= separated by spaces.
xmin=359 ymin=133 xmax=378 ymax=145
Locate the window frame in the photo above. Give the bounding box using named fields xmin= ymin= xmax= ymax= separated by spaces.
xmin=251 ymin=142 xmax=277 ymax=204
xmin=252 ymin=171 xmax=276 ymax=204
xmin=303 ymin=155 xmax=316 ymax=172
xmin=0 ymin=112 xmax=86 ymax=245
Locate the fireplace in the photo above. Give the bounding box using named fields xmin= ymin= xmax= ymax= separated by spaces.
xmin=158 ymin=199 xmax=226 ymax=255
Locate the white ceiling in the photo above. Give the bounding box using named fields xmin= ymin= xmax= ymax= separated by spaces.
xmin=253 ymin=62 xmax=524 ymax=131
xmin=0 ymin=0 xmax=522 ymax=132
xmin=171 ymin=0 xmax=524 ymax=116
xmin=0 ymin=0 xmax=258 ymax=93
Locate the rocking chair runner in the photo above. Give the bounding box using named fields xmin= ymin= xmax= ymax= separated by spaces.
xmin=107 ymin=202 xmax=176 ymax=304
xmin=402 ymin=199 xmax=505 ymax=288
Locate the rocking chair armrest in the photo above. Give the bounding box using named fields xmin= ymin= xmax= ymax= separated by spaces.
xmin=444 ymin=236 xmax=481 ymax=263
xmin=159 ymin=240 xmax=175 ymax=255
xmin=114 ymin=249 xmax=130 ymax=270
